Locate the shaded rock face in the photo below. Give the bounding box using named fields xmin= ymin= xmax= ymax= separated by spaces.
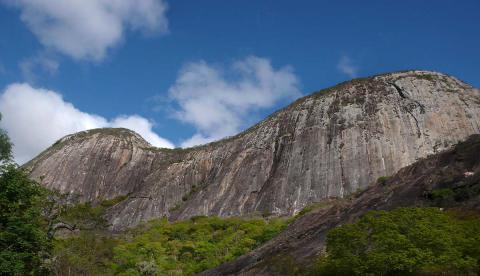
xmin=25 ymin=71 xmax=480 ymax=230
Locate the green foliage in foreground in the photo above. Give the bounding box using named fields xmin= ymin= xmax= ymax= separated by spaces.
xmin=53 ymin=215 xmax=288 ymax=275
xmin=309 ymin=207 xmax=480 ymax=275
xmin=0 ymin=165 xmax=51 ymax=275
xmin=0 ymin=114 xmax=51 ymax=275
xmin=0 ymin=117 xmax=12 ymax=162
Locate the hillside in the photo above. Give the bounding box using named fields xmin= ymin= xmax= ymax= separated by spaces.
xmin=24 ymin=70 xmax=480 ymax=230
xmin=202 ymin=134 xmax=480 ymax=275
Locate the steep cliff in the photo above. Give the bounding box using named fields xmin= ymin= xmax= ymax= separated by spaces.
xmin=25 ymin=70 xmax=480 ymax=230
xmin=201 ymin=134 xmax=480 ymax=275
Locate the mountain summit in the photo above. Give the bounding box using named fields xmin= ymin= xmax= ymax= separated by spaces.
xmin=25 ymin=70 xmax=480 ymax=230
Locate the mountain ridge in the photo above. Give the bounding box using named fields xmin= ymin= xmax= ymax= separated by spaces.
xmin=25 ymin=70 xmax=480 ymax=230
xmin=32 ymin=70 xmax=472 ymax=154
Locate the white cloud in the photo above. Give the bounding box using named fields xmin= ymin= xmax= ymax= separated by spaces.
xmin=5 ymin=0 xmax=168 ymax=61
xmin=168 ymin=56 xmax=302 ymax=147
xmin=337 ymin=55 xmax=358 ymax=78
xmin=0 ymin=83 xmax=173 ymax=164
xmin=110 ymin=115 xmax=173 ymax=149
xmin=19 ymin=53 xmax=59 ymax=82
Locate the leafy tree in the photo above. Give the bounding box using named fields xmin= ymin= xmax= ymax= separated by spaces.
xmin=314 ymin=208 xmax=480 ymax=275
xmin=52 ymin=231 xmax=116 ymax=275
xmin=0 ymin=114 xmax=51 ymax=274
xmin=0 ymin=114 xmax=12 ymax=164
xmin=50 ymin=197 xmax=117 ymax=274
xmin=0 ymin=166 xmax=51 ymax=274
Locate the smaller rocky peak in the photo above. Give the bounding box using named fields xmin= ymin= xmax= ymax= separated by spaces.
xmin=24 ymin=128 xmax=158 ymax=202
xmin=23 ymin=128 xmax=151 ymax=172
xmin=54 ymin=128 xmax=151 ymax=149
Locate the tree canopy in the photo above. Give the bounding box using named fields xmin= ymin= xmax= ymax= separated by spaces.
xmin=0 ymin=114 xmax=12 ymax=165
xmin=53 ymin=214 xmax=288 ymax=275
xmin=313 ymin=207 xmax=480 ymax=275
xmin=0 ymin=114 xmax=51 ymax=274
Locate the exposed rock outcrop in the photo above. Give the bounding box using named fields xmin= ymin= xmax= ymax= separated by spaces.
xmin=201 ymin=134 xmax=480 ymax=275
xmin=25 ymin=70 xmax=480 ymax=230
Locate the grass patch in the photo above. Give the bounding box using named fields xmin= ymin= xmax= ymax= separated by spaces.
xmin=295 ymin=200 xmax=335 ymax=218
xmin=415 ymin=73 xmax=436 ymax=82
xmin=100 ymin=194 xmax=130 ymax=208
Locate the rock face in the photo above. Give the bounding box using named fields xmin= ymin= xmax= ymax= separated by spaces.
xmin=201 ymin=134 xmax=480 ymax=275
xmin=25 ymin=71 xmax=480 ymax=230
xmin=26 ymin=129 xmax=155 ymax=201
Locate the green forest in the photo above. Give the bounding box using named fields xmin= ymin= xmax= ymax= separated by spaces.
xmin=52 ymin=211 xmax=287 ymax=275
xmin=309 ymin=207 xmax=480 ymax=275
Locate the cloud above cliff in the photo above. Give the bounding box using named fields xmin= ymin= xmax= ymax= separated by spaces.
xmin=337 ymin=55 xmax=358 ymax=78
xmin=4 ymin=0 xmax=168 ymax=61
xmin=168 ymin=56 xmax=302 ymax=147
xmin=0 ymin=83 xmax=173 ymax=164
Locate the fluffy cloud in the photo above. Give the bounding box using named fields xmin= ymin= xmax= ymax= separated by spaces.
xmin=109 ymin=115 xmax=173 ymax=149
xmin=337 ymin=55 xmax=358 ymax=78
xmin=168 ymin=56 xmax=302 ymax=147
xmin=0 ymin=83 xmax=173 ymax=164
xmin=5 ymin=0 xmax=168 ymax=61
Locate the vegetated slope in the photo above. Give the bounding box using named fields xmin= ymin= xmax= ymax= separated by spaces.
xmin=52 ymin=214 xmax=289 ymax=275
xmin=25 ymin=70 xmax=480 ymax=230
xmin=201 ymin=134 xmax=480 ymax=275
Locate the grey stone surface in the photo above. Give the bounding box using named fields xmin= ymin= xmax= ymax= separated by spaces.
xmin=25 ymin=71 xmax=480 ymax=230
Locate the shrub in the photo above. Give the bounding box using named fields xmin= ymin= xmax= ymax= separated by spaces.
xmin=431 ymin=188 xmax=455 ymax=201
xmin=376 ymin=176 xmax=390 ymax=186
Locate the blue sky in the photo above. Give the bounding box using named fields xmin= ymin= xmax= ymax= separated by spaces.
xmin=0 ymin=0 xmax=479 ymax=163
